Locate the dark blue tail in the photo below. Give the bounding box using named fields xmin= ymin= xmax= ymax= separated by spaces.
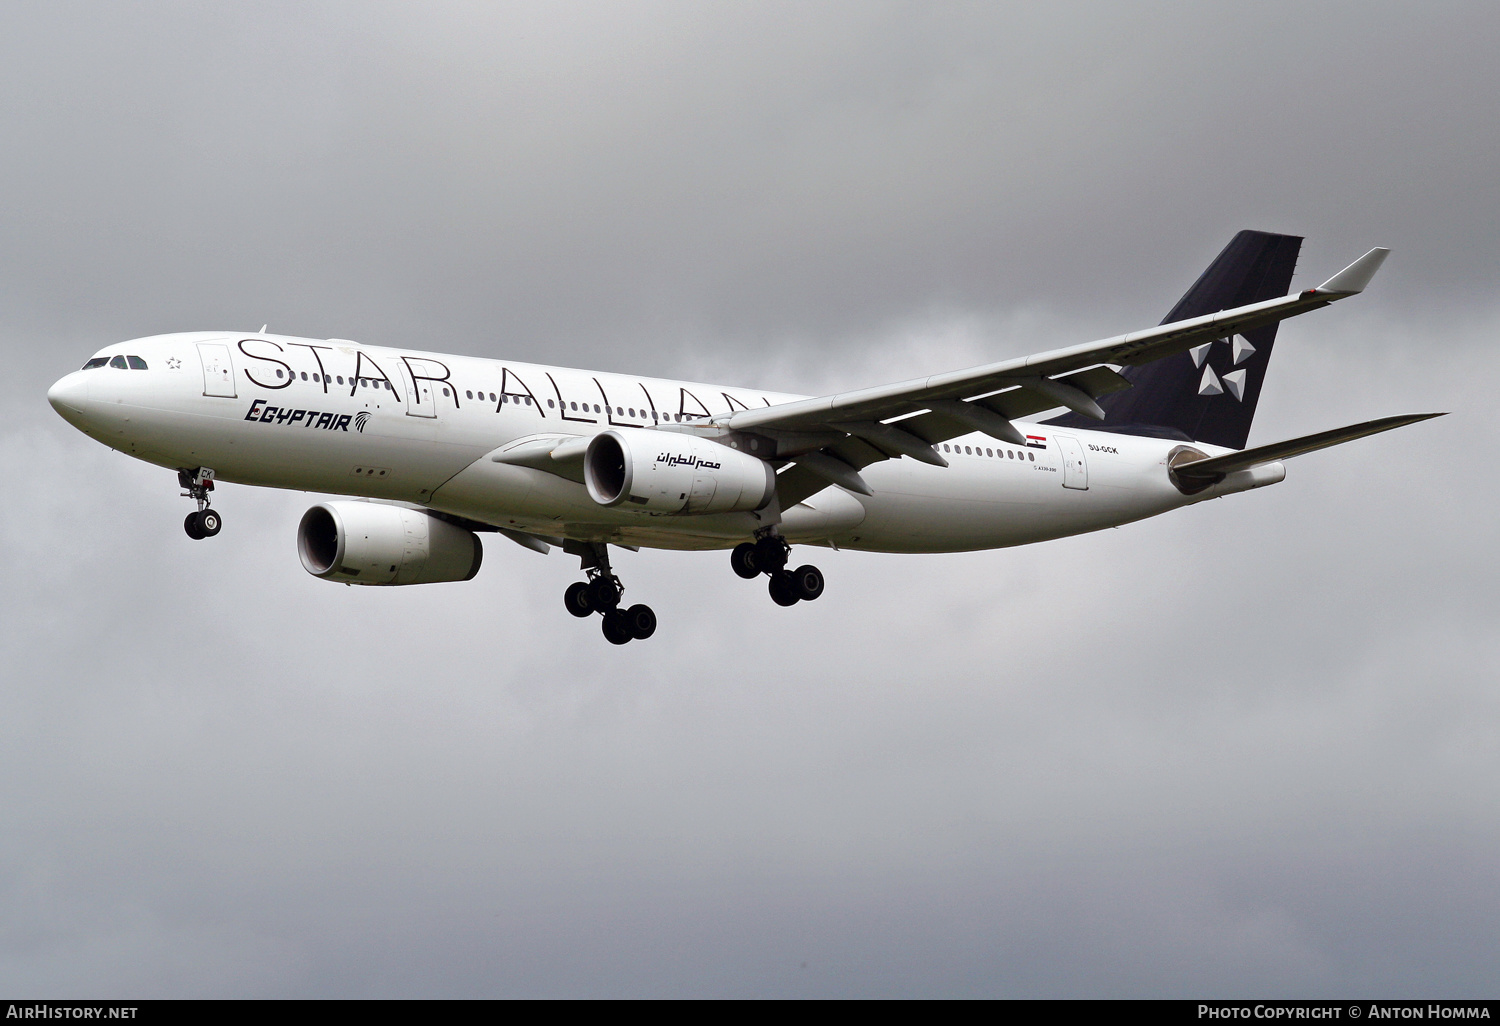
xmin=1045 ymin=230 xmax=1302 ymax=449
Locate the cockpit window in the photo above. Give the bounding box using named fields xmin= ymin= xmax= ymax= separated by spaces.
xmin=109 ymin=356 xmax=128 ymax=369
xmin=82 ymin=357 xmax=109 ymax=369
xmin=127 ymin=355 xmax=147 ymax=370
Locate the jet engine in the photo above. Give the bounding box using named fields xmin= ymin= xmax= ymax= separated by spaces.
xmin=584 ymin=427 xmax=776 ymax=515
xmin=297 ymin=501 xmax=483 ymax=585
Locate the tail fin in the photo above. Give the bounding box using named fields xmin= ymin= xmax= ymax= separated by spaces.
xmin=1045 ymin=230 xmax=1302 ymax=449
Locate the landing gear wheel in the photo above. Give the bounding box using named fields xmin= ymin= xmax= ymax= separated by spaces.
xmin=564 ymin=581 xmax=594 ymax=617
xmin=769 ymin=570 xmax=801 ymax=606
xmin=601 ymin=609 xmax=633 ymax=645
xmin=624 ymin=604 xmax=657 ymax=640
xmin=789 ymin=564 xmax=824 ymax=601
xmin=184 ymin=511 xmax=206 ymax=540
xmin=754 ymin=536 xmax=788 ymax=573
xmin=198 ymin=509 xmax=222 ymax=537
xmin=731 ymin=542 xmax=760 ymax=579
xmin=588 ymin=576 xmax=621 ymax=611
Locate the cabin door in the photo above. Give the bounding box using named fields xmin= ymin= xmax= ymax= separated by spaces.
xmin=197 ymin=342 xmax=236 ymax=398
xmin=1056 ymin=435 xmax=1089 ymax=490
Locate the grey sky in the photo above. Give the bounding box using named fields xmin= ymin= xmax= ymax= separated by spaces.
xmin=2 ymin=2 xmax=1496 ymax=997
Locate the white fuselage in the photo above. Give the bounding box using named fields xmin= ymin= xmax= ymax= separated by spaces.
xmin=47 ymin=332 xmax=1280 ymax=554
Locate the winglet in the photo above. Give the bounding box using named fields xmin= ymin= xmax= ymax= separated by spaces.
xmin=1315 ymin=247 xmax=1390 ymax=295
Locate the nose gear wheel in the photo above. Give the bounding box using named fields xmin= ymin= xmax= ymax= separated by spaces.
xmin=178 ymin=468 xmax=222 ymax=540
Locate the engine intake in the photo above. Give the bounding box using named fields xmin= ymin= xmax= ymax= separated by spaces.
xmin=584 ymin=427 xmax=776 ymax=515
xmin=297 ymin=501 xmax=483 ymax=585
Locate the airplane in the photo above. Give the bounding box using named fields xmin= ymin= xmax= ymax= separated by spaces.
xmin=46 ymin=231 xmax=1442 ymax=644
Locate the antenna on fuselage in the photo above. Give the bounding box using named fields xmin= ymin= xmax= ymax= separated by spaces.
xmin=259 ymin=325 xmax=268 ymax=334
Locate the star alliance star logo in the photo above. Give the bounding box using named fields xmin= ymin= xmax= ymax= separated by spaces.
xmin=166 ymin=357 xmax=182 ymax=370
xmin=1192 ymin=335 xmax=1255 ymax=400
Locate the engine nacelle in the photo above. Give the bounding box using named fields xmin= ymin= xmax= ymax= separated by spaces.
xmin=584 ymin=427 xmax=776 ymax=515
xmin=297 ymin=501 xmax=483 ymax=585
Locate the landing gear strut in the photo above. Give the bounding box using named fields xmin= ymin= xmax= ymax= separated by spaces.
xmin=179 ymin=468 xmax=222 ymax=540
xmin=732 ymin=531 xmax=825 ymax=606
xmin=562 ymin=542 xmax=657 ymax=644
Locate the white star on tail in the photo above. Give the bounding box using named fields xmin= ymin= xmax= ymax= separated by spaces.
xmin=1222 ymin=369 xmax=1247 ymax=400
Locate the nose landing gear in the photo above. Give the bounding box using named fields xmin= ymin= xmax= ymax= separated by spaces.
xmin=562 ymin=542 xmax=657 ymax=644
xmin=179 ymin=468 xmax=222 ymax=539
xmin=732 ymin=533 xmax=825 ymax=606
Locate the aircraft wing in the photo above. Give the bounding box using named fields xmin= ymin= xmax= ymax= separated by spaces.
xmin=721 ymin=247 xmax=1390 ymax=507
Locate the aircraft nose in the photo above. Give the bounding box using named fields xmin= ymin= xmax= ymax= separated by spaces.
xmin=47 ymin=371 xmax=92 ymax=424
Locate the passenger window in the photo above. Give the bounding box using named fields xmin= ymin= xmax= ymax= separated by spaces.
xmin=82 ymin=357 xmax=109 ymax=369
xmin=127 ymin=355 xmax=148 ymax=370
xmin=301 ymin=372 xmax=308 ymax=381
xmin=109 ymin=356 xmax=128 ymax=369
xmin=1028 ymin=452 xmax=1035 ymax=461
xmin=465 ymin=390 xmax=473 ymax=399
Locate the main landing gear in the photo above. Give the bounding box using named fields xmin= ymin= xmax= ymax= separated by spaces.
xmin=732 ymin=533 xmax=824 ymax=607
xmin=563 ymin=542 xmax=657 ymax=645
xmin=179 ymin=468 xmax=222 ymax=540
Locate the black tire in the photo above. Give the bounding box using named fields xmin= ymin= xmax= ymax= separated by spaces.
xmin=768 ymin=570 xmax=800 ymax=606
xmin=624 ymin=603 xmax=657 ymax=640
xmin=588 ymin=576 xmax=621 ymax=611
xmin=754 ymin=537 xmax=788 ymax=573
xmin=199 ymin=509 xmax=222 ymax=537
xmin=564 ymin=581 xmax=594 ymax=617
xmin=183 ymin=511 xmax=206 ymax=540
xmin=601 ymin=610 xmax=633 ymax=645
xmin=790 ymin=564 xmax=824 ymax=601
xmin=730 ymin=542 xmax=759 ymax=579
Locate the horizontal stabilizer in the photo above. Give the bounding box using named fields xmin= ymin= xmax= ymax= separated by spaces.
xmin=1172 ymin=412 xmax=1445 ymax=483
